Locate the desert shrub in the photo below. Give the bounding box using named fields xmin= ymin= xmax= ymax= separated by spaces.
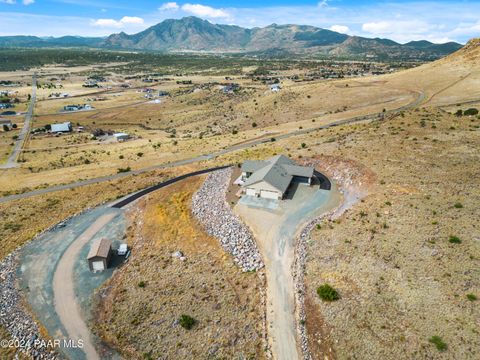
xmin=179 ymin=314 xmax=196 ymax=330
xmin=138 ymin=281 xmax=146 ymax=288
xmin=428 ymin=336 xmax=447 ymax=351
xmin=466 ymin=293 xmax=477 ymax=301
xmin=464 ymin=108 xmax=478 ymax=116
xmin=251 ymin=122 xmax=257 ymax=128
xmin=137 ymin=152 xmax=144 ymax=157
xmin=317 ymin=284 xmax=340 ymax=301
xmin=455 ymin=109 xmax=463 ymax=117
xmin=301 ymin=143 xmax=306 ymax=148
xmin=454 ymin=202 xmax=463 ymax=208
xmin=448 ymin=235 xmax=461 ymax=244
xmin=117 ymin=167 xmax=131 ymax=173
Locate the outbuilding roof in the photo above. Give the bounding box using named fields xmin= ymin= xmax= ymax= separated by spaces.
xmin=87 ymin=238 xmax=112 ymax=260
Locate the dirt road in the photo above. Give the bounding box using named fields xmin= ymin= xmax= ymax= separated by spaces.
xmin=235 ymin=183 xmax=340 ymax=360
xmin=0 ymin=89 xmax=424 ymax=205
xmin=0 ymin=73 xmax=36 ymax=169
xmin=52 ymin=212 xmax=117 ymax=360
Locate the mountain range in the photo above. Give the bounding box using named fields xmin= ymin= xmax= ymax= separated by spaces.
xmin=0 ymin=17 xmax=463 ymax=60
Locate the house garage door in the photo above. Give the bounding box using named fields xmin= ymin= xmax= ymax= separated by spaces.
xmin=260 ymin=190 xmax=280 ymax=200
xmin=246 ymin=188 xmax=257 ymax=197
xmin=92 ymin=261 xmax=105 ymax=271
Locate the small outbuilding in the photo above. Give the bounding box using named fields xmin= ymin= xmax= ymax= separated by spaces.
xmin=87 ymin=238 xmax=112 ymax=272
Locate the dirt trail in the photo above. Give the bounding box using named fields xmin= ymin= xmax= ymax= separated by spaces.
xmin=52 ymin=212 xmax=117 ymax=360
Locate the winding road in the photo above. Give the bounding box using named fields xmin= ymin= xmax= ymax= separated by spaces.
xmin=0 ymin=89 xmax=424 ymax=204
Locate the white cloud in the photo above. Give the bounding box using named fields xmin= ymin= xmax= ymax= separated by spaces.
xmin=0 ymin=0 xmax=34 ymax=4
xmin=329 ymin=25 xmax=349 ymax=34
xmin=318 ymin=0 xmax=329 ymax=8
xmin=119 ymin=16 xmax=144 ymax=25
xmin=181 ymin=3 xmax=230 ymax=18
xmin=92 ymin=16 xmax=144 ymax=28
xmin=159 ymin=2 xmax=179 ymax=11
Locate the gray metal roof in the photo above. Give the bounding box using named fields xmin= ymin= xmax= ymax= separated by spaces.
xmin=242 ymin=155 xmax=313 ymax=193
xmin=51 ymin=122 xmax=72 ymax=133
xmin=241 ymin=160 xmax=267 ymax=173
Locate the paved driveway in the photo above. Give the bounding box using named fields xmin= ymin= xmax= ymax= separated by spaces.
xmin=235 ymin=183 xmax=341 ymax=360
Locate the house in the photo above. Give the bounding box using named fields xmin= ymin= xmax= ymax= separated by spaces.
xmin=0 ymin=118 xmax=12 ymax=130
xmin=240 ymin=155 xmax=314 ymax=200
xmin=63 ymin=104 xmax=92 ymax=112
xmin=87 ymin=238 xmax=112 ymax=271
xmin=64 ymin=105 xmax=80 ymax=112
xmin=83 ymin=80 xmax=98 ymax=88
xmin=270 ymin=84 xmax=281 ymax=92
xmin=51 ymin=122 xmax=72 ymax=133
xmin=113 ymin=132 xmax=130 ymax=141
xmin=222 ymin=83 xmax=239 ymax=94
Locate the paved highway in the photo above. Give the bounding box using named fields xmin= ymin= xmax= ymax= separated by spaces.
xmin=0 ymin=90 xmax=424 ymax=204
xmin=0 ymin=73 xmax=37 ymax=169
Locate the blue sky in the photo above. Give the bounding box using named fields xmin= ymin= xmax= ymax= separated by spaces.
xmin=0 ymin=0 xmax=479 ymax=43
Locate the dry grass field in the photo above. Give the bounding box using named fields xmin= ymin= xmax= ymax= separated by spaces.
xmin=0 ymin=39 xmax=478 ymax=360
xmin=297 ymin=107 xmax=479 ymax=359
xmin=94 ymin=177 xmax=265 ymax=359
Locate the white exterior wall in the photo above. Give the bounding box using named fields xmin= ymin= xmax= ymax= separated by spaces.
xmin=244 ymin=181 xmax=283 ymax=199
xmin=245 ymin=188 xmax=258 ymax=196
xmin=260 ymin=190 xmax=281 ymax=200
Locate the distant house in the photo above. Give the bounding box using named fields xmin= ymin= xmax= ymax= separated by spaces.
xmin=51 ymin=122 xmax=72 ymax=133
xmin=113 ymin=132 xmax=130 ymax=141
xmin=63 ymin=104 xmax=92 ymax=112
xmin=83 ymin=80 xmax=98 ymax=88
xmin=270 ymin=84 xmax=281 ymax=92
xmin=240 ymin=155 xmax=314 ymax=200
xmin=222 ymin=83 xmax=239 ymax=94
xmin=0 ymin=118 xmax=12 ymax=130
xmin=87 ymin=238 xmax=112 ymax=272
xmin=64 ymin=105 xmax=80 ymax=112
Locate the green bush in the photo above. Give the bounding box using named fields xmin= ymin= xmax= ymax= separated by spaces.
xmin=317 ymin=284 xmax=340 ymax=301
xmin=464 ymin=108 xmax=478 ymax=116
xmin=179 ymin=314 xmax=196 ymax=330
xmin=428 ymin=336 xmax=447 ymax=351
xmin=466 ymin=293 xmax=477 ymax=301
xmin=448 ymin=235 xmax=461 ymax=244
xmin=117 ymin=167 xmax=131 ymax=173
xmin=138 ymin=281 xmax=146 ymax=288
xmin=454 ymin=202 xmax=463 ymax=208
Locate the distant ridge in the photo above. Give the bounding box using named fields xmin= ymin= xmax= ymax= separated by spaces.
xmin=0 ymin=17 xmax=463 ymax=60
